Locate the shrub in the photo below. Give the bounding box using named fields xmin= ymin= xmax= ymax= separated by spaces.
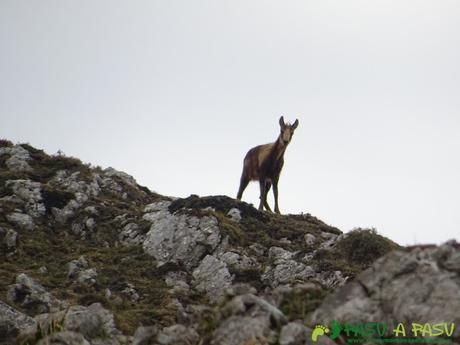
xmin=0 ymin=139 xmax=13 ymax=147
xmin=333 ymin=228 xmax=399 ymax=266
xmin=280 ymin=284 xmax=329 ymax=320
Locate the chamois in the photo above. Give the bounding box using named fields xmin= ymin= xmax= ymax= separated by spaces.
xmin=237 ymin=116 xmax=299 ymax=214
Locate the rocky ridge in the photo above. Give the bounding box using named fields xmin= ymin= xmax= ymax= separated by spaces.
xmin=0 ymin=141 xmax=458 ymax=345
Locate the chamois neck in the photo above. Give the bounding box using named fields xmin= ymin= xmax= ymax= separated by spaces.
xmin=276 ymin=134 xmax=289 ymax=148
xmin=273 ymin=135 xmax=288 ymax=158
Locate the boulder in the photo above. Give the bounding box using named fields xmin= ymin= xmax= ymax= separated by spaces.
xmin=220 ymin=251 xmax=259 ymax=271
xmin=309 ymin=241 xmax=460 ymax=339
xmin=142 ymin=202 xmax=221 ymax=270
xmin=5 ymin=179 xmax=45 ymax=217
xmin=227 ymin=208 xmax=242 ymax=222
xmin=68 ymin=256 xmax=98 ymax=286
xmin=7 ymin=273 xmax=66 ymax=315
xmin=304 ymin=233 xmax=316 ymax=246
xmin=119 ymin=222 xmax=146 ymax=246
xmin=262 ymin=260 xmax=315 ymax=288
xmin=6 ymin=212 xmax=35 ymax=231
xmin=1 ymin=227 xmax=18 ymax=250
xmin=50 ymin=170 xmax=101 ymax=197
xmin=0 ymin=300 xmax=36 ymax=345
xmin=192 ymin=255 xmax=233 ymax=303
xmin=279 ymin=322 xmax=309 ymax=345
xmin=0 ymin=145 xmax=32 ymax=172
xmin=34 ymin=303 xmax=121 ymax=341
xmin=36 ymin=331 xmax=91 ymax=345
xmin=103 ymin=167 xmax=138 ymax=187
xmin=132 ymin=326 xmax=158 ymax=345
xmin=211 ymin=316 xmax=274 ymax=345
xmin=156 ymin=324 xmax=200 ymax=345
xmin=63 ymin=303 xmax=120 ymax=339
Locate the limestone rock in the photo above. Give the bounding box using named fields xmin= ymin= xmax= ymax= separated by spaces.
xmin=279 ymin=322 xmax=309 ymax=345
xmin=144 ymin=200 xmax=172 ymax=213
xmin=0 ymin=300 xmax=37 ymax=345
xmin=262 ymin=260 xmax=315 ymax=288
xmin=142 ymin=202 xmax=221 ymax=270
xmin=132 ymin=326 xmax=158 ymax=345
xmin=32 ymin=303 xmax=121 ymax=343
xmin=6 ymin=212 xmax=35 ymax=230
xmin=165 ymin=271 xmax=190 ymax=293
xmin=0 ymin=145 xmax=33 ymax=172
xmin=68 ymin=256 xmax=98 ymax=286
xmin=304 ymin=233 xmax=316 ymax=246
xmin=224 ymin=283 xmax=258 ymax=297
xmin=36 ymin=331 xmax=91 ymax=345
xmin=220 ymin=251 xmax=259 ymax=271
xmin=7 ymin=273 xmax=66 ymax=315
xmin=268 ymin=246 xmax=295 ymax=263
xmin=315 ymin=270 xmax=348 ymax=288
xmin=156 ymin=324 xmax=200 ymax=345
xmin=119 ymin=222 xmax=145 ymax=246
xmin=192 ymin=255 xmax=233 ymax=303
xmin=51 ymin=170 xmax=101 ymax=197
xmin=70 ymin=217 xmax=97 ymax=239
xmin=227 ymin=208 xmax=242 ymax=222
xmin=103 ymin=167 xmax=138 ymax=187
xmin=63 ymin=303 xmax=120 ymax=339
xmin=5 ymin=179 xmax=45 ymax=217
xmin=310 ymin=241 xmax=460 ymax=339
xmin=52 ymin=199 xmax=82 ymax=225
xmin=211 ymin=316 xmax=274 ymax=345
xmin=1 ymin=227 xmax=18 ymax=250
xmin=221 ymin=293 xmax=287 ymax=327
xmin=121 ymin=283 xmax=140 ymax=302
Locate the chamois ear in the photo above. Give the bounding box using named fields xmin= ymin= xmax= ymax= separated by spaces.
xmin=279 ymin=116 xmax=285 ymax=127
xmin=292 ymin=119 xmax=299 ymax=130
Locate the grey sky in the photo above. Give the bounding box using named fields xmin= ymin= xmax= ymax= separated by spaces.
xmin=1 ymin=1 xmax=459 ymax=245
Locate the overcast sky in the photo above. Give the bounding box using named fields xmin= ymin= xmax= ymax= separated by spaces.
xmin=1 ymin=1 xmax=459 ymax=245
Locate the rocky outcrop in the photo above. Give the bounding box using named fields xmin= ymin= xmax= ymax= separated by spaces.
xmin=3 ymin=142 xmax=454 ymax=345
xmin=310 ymin=240 xmax=460 ymax=342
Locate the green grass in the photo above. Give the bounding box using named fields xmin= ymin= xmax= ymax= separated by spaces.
xmin=0 ymin=226 xmax=176 ymax=335
xmin=212 ymin=208 xmax=340 ymax=254
xmin=279 ymin=283 xmax=329 ymax=321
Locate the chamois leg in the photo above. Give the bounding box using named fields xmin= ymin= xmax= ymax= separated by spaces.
xmin=237 ymin=174 xmax=250 ymax=200
xmin=258 ymin=179 xmax=267 ymax=211
xmin=273 ymin=179 xmax=280 ymax=214
xmin=264 ymin=181 xmax=272 ymax=212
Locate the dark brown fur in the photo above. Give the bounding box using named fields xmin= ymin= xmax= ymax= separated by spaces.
xmin=237 ymin=116 xmax=299 ymax=214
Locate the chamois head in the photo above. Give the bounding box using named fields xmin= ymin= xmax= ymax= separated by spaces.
xmin=279 ymin=116 xmax=299 ymax=145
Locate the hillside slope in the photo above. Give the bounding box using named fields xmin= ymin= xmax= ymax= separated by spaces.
xmin=1 ymin=141 xmax=457 ymax=345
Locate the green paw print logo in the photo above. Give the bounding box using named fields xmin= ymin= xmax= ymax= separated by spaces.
xmin=311 ymin=324 xmax=330 ymax=342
